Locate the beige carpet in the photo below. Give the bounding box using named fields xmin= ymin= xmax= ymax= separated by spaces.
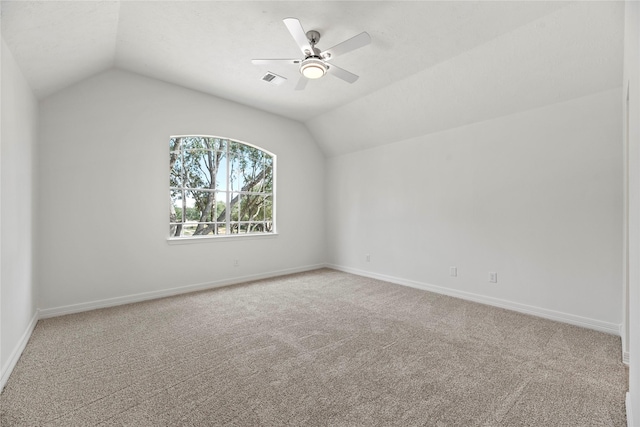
xmin=0 ymin=269 xmax=627 ymax=426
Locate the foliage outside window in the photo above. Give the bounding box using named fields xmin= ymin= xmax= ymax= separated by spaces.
xmin=169 ymin=136 xmax=275 ymax=238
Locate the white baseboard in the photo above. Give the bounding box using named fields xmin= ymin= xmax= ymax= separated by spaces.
xmin=627 ymin=392 xmax=634 ymax=427
xmin=327 ymin=264 xmax=621 ymax=335
xmin=624 ymin=351 xmax=630 ymax=365
xmin=1 ymin=310 xmax=38 ymax=391
xmin=39 ymin=264 xmax=326 ymax=319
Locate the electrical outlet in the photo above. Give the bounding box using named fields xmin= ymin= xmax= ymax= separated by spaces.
xmin=449 ymin=267 xmax=457 ymax=277
xmin=489 ymin=272 xmax=498 ymax=283
xmin=365 ymin=254 xmax=371 ymax=262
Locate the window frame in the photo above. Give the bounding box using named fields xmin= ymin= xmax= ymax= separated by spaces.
xmin=168 ymin=135 xmax=277 ymax=242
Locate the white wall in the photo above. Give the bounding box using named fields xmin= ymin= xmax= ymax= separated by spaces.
xmin=306 ymin=2 xmax=623 ymax=158
xmin=37 ymin=69 xmax=325 ymax=313
xmin=624 ymin=1 xmax=640 ymax=424
xmin=326 ymin=88 xmax=622 ymax=333
xmin=1 ymin=39 xmax=38 ymax=388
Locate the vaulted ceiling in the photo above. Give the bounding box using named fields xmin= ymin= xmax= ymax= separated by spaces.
xmin=1 ymin=1 xmax=624 ymax=156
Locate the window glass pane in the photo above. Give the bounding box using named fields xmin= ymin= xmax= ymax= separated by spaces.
xmin=201 ymin=137 xmax=214 ymax=150
xmin=249 ymin=148 xmax=263 ymax=185
xmin=229 ymin=156 xmax=242 ymax=192
xmin=211 ymin=150 xmax=225 ymax=189
xmin=265 ymin=158 xmax=273 ymax=191
xmin=187 ymin=190 xmax=218 ymax=222
xmin=170 ymin=190 xmax=185 ymax=223
xmin=264 ymin=196 xmax=273 ymax=222
xmin=169 ymin=224 xmax=183 ymax=237
xmin=181 ymin=223 xmax=198 ymax=237
xmin=248 ymin=147 xmax=264 ymax=172
xmin=230 ymin=192 xmax=241 ymax=220
xmin=169 ymin=137 xmax=182 ymax=153
xmin=211 ymin=138 xmax=226 ymax=152
xmin=192 ymin=223 xmax=216 ymax=236
xmin=182 ymin=136 xmax=207 ymax=150
xmin=183 ymin=150 xmax=216 ymax=189
xmin=239 ymin=195 xmax=250 ymax=222
xmin=229 ymin=140 xmax=239 ymax=155
xmin=170 ymin=155 xmax=183 ymax=187
xmin=216 ymin=157 xmax=228 ymax=191
xmin=258 ymin=171 xmax=268 ymax=193
xmin=176 ymin=222 xmax=218 ymax=237
xmin=241 ymin=194 xmax=263 ymax=221
xmin=215 ymin=195 xmax=226 ymax=219
xmin=169 ymin=136 xmax=274 ymax=239
xmin=217 ymin=223 xmax=228 ymax=235
xmin=229 ymin=222 xmax=239 ymax=234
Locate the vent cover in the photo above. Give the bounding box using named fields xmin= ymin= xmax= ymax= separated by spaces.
xmin=261 ymin=72 xmax=287 ymax=86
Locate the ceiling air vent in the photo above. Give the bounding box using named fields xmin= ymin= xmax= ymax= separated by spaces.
xmin=261 ymin=72 xmax=287 ymax=86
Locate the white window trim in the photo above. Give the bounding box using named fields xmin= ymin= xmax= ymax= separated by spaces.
xmin=168 ymin=135 xmax=276 ymax=242
xmin=167 ymin=232 xmax=279 ymax=245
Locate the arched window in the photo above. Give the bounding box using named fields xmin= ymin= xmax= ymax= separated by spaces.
xmin=169 ymin=136 xmax=275 ymax=238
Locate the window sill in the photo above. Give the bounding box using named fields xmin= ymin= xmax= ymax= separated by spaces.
xmin=167 ymin=232 xmax=279 ymax=245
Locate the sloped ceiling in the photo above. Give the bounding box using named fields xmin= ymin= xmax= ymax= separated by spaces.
xmin=1 ymin=1 xmax=624 ymax=156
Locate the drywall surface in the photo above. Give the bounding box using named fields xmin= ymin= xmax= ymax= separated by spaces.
xmin=624 ymin=1 xmax=640 ymax=424
xmin=307 ymin=2 xmax=623 ymax=157
xmin=37 ymin=69 xmax=325 ymax=310
xmin=1 ymin=39 xmax=38 ymax=376
xmin=326 ymin=88 xmax=622 ymax=330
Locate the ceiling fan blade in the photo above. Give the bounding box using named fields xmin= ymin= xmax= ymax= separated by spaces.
xmin=252 ymin=59 xmax=300 ymax=65
xmin=294 ymin=76 xmax=308 ymax=91
xmin=283 ymin=18 xmax=312 ymax=55
xmin=322 ymin=32 xmax=371 ymax=60
xmin=327 ymin=63 xmax=359 ymax=84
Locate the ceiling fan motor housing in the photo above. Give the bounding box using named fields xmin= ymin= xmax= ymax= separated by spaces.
xmin=306 ymin=30 xmax=321 ymax=46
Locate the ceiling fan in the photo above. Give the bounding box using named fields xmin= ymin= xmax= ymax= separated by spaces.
xmin=252 ymin=18 xmax=371 ymax=90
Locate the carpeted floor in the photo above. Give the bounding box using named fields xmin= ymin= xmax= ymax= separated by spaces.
xmin=0 ymin=269 xmax=627 ymax=426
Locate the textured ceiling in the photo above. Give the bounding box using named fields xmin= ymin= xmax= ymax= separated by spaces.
xmin=1 ymin=1 xmax=624 ymax=156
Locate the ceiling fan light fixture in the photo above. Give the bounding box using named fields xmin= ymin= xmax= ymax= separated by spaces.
xmin=300 ymin=57 xmax=327 ymax=79
xmin=252 ymin=18 xmax=371 ymax=89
